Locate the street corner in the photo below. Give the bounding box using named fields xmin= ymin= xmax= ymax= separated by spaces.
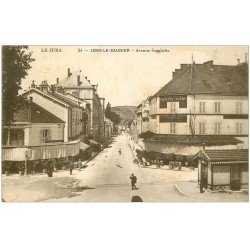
xmin=174 ymin=181 xmax=249 ymax=202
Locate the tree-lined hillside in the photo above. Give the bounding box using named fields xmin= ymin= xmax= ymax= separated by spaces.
xmin=111 ymin=105 xmax=137 ymax=125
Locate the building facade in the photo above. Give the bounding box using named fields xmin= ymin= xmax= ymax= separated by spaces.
xmin=56 ymin=69 xmax=105 ymax=142
xmin=23 ymin=81 xmax=85 ymax=142
xmin=135 ymin=60 xmax=248 ymax=157
xmin=2 ymin=99 xmax=65 ymax=147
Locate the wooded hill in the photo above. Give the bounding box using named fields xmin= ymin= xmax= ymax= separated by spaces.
xmin=111 ymin=105 xmax=137 ymax=125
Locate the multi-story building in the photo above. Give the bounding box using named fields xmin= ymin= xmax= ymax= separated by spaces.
xmin=134 ymin=97 xmax=150 ymax=136
xmin=2 ymin=98 xmax=65 ymax=147
xmin=56 ymin=69 xmax=105 ymax=142
xmin=2 ymin=97 xmax=82 ymax=173
xmin=22 ymin=81 xmax=85 ymax=142
xmin=140 ymin=60 xmax=248 ymax=155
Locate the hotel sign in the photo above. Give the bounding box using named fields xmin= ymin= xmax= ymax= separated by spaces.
xmin=159 ymin=114 xmax=187 ymax=123
xmin=160 ymin=95 xmax=187 ymax=108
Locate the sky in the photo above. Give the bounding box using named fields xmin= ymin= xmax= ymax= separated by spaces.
xmin=21 ymin=46 xmax=248 ymax=107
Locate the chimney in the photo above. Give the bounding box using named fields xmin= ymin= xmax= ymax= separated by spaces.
xmin=77 ymin=75 xmax=81 ymax=86
xmin=245 ymin=53 xmax=248 ymax=63
xmin=56 ymin=78 xmax=59 ymax=84
xmin=237 ymin=59 xmax=240 ymax=65
xmin=41 ymin=80 xmax=48 ymax=93
xmin=28 ymin=97 xmax=33 ymax=122
xmin=172 ymin=69 xmax=181 ymax=78
xmin=68 ymin=68 xmax=71 ymax=77
xmin=51 ymin=85 xmax=55 ymax=94
xmin=180 ymin=64 xmax=188 ymax=69
xmin=31 ymin=80 xmax=35 ymax=88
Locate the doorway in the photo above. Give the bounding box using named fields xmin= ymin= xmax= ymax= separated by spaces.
xmin=230 ymin=165 xmax=241 ymax=191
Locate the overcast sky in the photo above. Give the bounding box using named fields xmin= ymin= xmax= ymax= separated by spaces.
xmin=21 ymin=46 xmax=248 ymax=107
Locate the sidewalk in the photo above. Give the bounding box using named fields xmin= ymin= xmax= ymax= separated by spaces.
xmin=175 ymin=181 xmax=249 ymax=202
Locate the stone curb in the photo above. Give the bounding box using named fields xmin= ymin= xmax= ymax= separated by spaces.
xmin=82 ymin=151 xmax=101 ymax=167
xmin=174 ymin=183 xmax=204 ymax=199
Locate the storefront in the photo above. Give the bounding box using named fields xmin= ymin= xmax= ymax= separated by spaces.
xmin=195 ymin=149 xmax=248 ymax=191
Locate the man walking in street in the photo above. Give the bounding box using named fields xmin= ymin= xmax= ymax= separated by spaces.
xmin=130 ymin=174 xmax=137 ymax=190
xmin=78 ymin=159 xmax=82 ymax=171
xmin=69 ymin=161 xmax=74 ymax=175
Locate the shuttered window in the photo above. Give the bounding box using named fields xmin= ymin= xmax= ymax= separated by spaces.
xmin=199 ymin=123 xmax=206 ymax=135
xmin=170 ymin=123 xmax=176 ymax=134
xmin=236 ymin=123 xmax=242 ymax=134
xmin=236 ymin=102 xmax=242 ymax=114
xmin=214 ymin=122 xmax=221 ymax=134
xmin=40 ymin=129 xmax=51 ymax=143
xmin=199 ymin=102 xmax=206 ymax=113
xmin=215 ymin=102 xmax=221 ymax=113
xmin=170 ymin=102 xmax=176 ymax=113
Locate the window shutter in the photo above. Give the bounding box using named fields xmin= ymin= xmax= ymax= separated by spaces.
xmin=40 ymin=130 xmax=43 ymax=143
xmin=48 ymin=130 xmax=51 ymax=141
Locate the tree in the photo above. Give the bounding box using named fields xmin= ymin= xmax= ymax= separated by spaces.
xmin=105 ymin=102 xmax=112 ymax=119
xmin=2 ymin=46 xmax=35 ymax=126
xmin=105 ymin=102 xmax=121 ymax=125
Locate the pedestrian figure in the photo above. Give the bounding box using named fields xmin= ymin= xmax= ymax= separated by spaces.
xmin=78 ymin=159 xmax=82 ymax=171
xmin=69 ymin=162 xmax=74 ymax=175
xmin=130 ymin=174 xmax=137 ymax=190
xmin=118 ymin=148 xmax=122 ymax=155
xmin=47 ymin=161 xmax=53 ymax=177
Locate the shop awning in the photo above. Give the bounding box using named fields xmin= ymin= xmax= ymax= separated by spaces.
xmin=140 ymin=132 xmax=242 ymax=146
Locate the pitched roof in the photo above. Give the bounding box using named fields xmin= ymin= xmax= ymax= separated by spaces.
xmin=52 ymin=92 xmax=82 ymax=108
xmin=203 ymin=149 xmax=248 ymax=162
xmin=140 ymin=132 xmax=242 ymax=146
xmin=59 ymin=70 xmax=95 ymax=89
xmin=13 ymin=101 xmax=65 ymax=124
xmin=22 ymin=88 xmax=82 ymax=108
xmin=22 ymin=88 xmax=70 ymax=107
xmin=154 ymin=61 xmax=248 ymax=97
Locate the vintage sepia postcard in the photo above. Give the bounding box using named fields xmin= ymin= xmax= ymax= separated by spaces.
xmin=1 ymin=45 xmax=249 ymax=202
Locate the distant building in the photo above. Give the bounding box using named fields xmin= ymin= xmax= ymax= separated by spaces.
xmin=56 ymin=69 xmax=105 ymax=142
xmin=134 ymin=97 xmax=150 ymax=136
xmin=64 ymin=92 xmax=91 ymax=135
